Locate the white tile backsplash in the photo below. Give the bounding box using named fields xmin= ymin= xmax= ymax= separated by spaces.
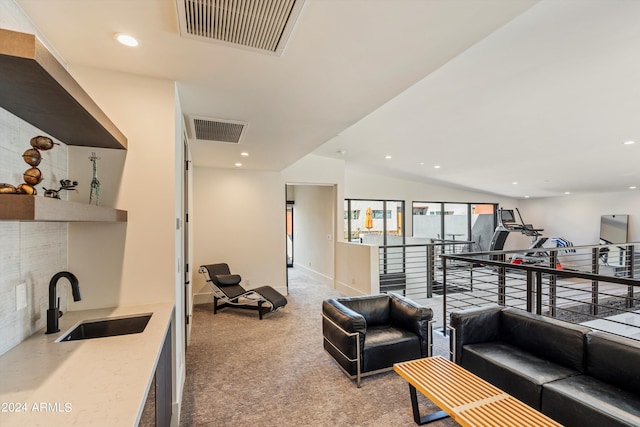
xmin=0 ymin=106 xmax=68 ymax=357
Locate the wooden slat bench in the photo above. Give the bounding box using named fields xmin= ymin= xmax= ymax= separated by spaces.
xmin=394 ymin=356 xmax=563 ymax=426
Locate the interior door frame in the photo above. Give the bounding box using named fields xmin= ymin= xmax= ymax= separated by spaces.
xmin=183 ymin=135 xmax=192 ymax=347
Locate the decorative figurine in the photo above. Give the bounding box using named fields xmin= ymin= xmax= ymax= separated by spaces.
xmin=89 ymin=152 xmax=101 ymax=206
xmin=44 ymin=179 xmax=78 ymax=199
xmin=30 ymin=135 xmax=57 ymax=151
xmin=16 ymin=136 xmax=57 ymax=195
xmin=22 ymin=148 xmax=42 ymax=166
xmin=2 ymin=135 xmax=63 ymax=197
xmin=0 ymin=183 xmax=17 ymax=194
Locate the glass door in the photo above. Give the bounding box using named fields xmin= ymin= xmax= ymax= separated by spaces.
xmin=471 ymin=204 xmax=496 ymax=251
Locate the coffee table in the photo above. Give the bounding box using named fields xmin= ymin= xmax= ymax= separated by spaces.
xmin=394 ymin=356 xmax=563 ymax=426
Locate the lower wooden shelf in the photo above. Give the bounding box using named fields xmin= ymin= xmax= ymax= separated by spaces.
xmin=0 ymin=194 xmax=127 ymax=222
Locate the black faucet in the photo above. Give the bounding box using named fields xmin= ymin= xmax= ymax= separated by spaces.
xmin=46 ymin=271 xmax=82 ymax=334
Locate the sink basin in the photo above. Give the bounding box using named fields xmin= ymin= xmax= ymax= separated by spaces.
xmin=57 ymin=313 xmax=152 ymax=342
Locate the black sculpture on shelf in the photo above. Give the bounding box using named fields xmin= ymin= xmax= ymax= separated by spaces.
xmin=43 ymin=179 xmax=79 ymax=199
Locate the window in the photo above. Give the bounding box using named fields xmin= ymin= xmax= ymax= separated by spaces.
xmin=412 ymin=201 xmax=497 ymax=251
xmin=344 ymin=199 xmax=405 ymax=245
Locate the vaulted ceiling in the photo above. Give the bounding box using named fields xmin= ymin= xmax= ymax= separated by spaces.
xmin=15 ymin=0 xmax=640 ymax=198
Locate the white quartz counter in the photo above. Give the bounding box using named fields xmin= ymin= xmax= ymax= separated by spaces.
xmin=0 ymin=302 xmax=174 ymax=426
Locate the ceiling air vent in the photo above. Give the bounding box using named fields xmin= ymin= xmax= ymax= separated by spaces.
xmin=176 ymin=0 xmax=305 ymax=55
xmin=188 ymin=116 xmax=248 ymax=144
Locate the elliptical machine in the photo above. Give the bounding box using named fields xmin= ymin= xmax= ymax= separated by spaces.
xmin=489 ymin=208 xmax=548 ymax=263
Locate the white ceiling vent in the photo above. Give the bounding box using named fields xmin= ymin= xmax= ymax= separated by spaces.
xmin=176 ymin=0 xmax=305 ymax=55
xmin=188 ymin=116 xmax=248 ymax=143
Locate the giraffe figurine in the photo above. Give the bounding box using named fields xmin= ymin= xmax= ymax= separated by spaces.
xmin=89 ymin=152 xmax=101 ymax=205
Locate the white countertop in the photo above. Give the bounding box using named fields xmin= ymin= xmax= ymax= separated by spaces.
xmin=0 ymin=302 xmax=174 ymax=427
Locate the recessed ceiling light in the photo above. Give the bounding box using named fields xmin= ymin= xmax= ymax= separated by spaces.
xmin=419 ymin=162 xmax=425 ymax=166
xmin=512 ymin=181 xmax=518 ymax=185
xmin=564 ymin=191 xmax=571 ymax=195
xmin=433 ymin=165 xmax=441 ymax=169
xmin=234 ymin=162 xmax=242 ymax=167
xmin=630 ymin=186 xmax=637 ymax=190
xmin=240 ymin=152 xmax=249 ymax=157
xmin=524 ymin=196 xmax=530 ymax=199
xmin=623 ymin=140 xmax=636 ymax=145
xmin=385 ymin=155 xmax=392 ymax=159
xmin=115 ymin=33 xmax=139 ymax=47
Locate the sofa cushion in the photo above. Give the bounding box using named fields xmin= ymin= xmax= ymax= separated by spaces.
xmin=586 ymin=331 xmax=640 ymax=395
xmin=362 ymin=326 xmax=421 ymax=372
xmin=449 ymin=305 xmax=502 ymax=364
xmin=462 ymin=341 xmax=580 ymax=410
xmin=542 ymin=374 xmax=640 ymax=427
xmin=339 ymin=294 xmax=390 ymax=326
xmin=500 ymin=308 xmax=590 ymax=372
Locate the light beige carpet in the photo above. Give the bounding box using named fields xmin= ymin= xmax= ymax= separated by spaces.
xmin=179 ymin=268 xmax=458 ymax=427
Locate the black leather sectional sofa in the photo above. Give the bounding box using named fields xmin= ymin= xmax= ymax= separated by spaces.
xmin=450 ymin=305 xmax=640 ymax=427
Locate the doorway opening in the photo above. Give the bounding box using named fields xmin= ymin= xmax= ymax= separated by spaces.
xmin=286 ymin=202 xmax=294 ymax=268
xmin=285 ymin=184 xmax=336 ymax=291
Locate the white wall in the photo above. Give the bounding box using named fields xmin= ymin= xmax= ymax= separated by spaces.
xmin=67 ymin=67 xmax=177 ymax=308
xmin=282 ymin=153 xmax=346 ymax=241
xmin=520 ymin=191 xmax=640 ymax=246
xmin=335 ymin=242 xmax=379 ymax=295
xmin=64 ymin=66 xmax=185 ymax=416
xmin=192 ymin=167 xmax=287 ymax=296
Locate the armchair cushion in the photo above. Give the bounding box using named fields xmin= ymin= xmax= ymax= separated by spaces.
xmin=390 ymin=292 xmax=433 ymax=338
xmin=362 ymin=326 xmax=422 ymax=373
xmin=337 ymin=294 xmax=391 ymax=327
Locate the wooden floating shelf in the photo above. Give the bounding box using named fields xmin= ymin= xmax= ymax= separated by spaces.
xmin=0 ymin=28 xmax=127 ymax=150
xmin=0 ymin=195 xmax=127 ymax=222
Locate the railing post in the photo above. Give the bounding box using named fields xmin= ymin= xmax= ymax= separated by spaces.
xmin=591 ymin=247 xmax=599 ymax=316
xmin=426 ymin=245 xmax=434 ymax=298
xmin=627 ymin=244 xmax=635 ymax=308
xmin=498 ymin=253 xmax=506 ymax=306
xmin=442 ymin=257 xmax=447 ymax=336
xmin=536 ymin=271 xmax=543 ymax=315
xmin=549 ymin=251 xmax=557 ymax=317
xmin=526 ymin=270 xmax=533 ymax=313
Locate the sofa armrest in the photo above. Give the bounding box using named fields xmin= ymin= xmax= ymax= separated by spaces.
xmin=449 ymin=305 xmax=502 ymax=364
xmin=322 ymin=299 xmax=366 ymax=361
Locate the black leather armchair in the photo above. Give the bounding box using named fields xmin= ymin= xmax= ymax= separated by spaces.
xmin=322 ymin=293 xmax=433 ymax=387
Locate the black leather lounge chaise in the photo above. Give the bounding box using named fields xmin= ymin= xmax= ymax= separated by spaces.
xmin=199 ymin=263 xmax=287 ymax=319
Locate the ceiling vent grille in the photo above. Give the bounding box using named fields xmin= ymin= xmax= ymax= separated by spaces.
xmin=188 ymin=116 xmax=248 ymax=143
xmin=176 ymin=0 xmax=305 ymax=55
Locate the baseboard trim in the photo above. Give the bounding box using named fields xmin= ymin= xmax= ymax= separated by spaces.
xmin=292 ymin=263 xmax=333 ymax=287
xmin=335 ymin=280 xmax=369 ymax=297
xmin=193 ymin=292 xmax=212 ymax=305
